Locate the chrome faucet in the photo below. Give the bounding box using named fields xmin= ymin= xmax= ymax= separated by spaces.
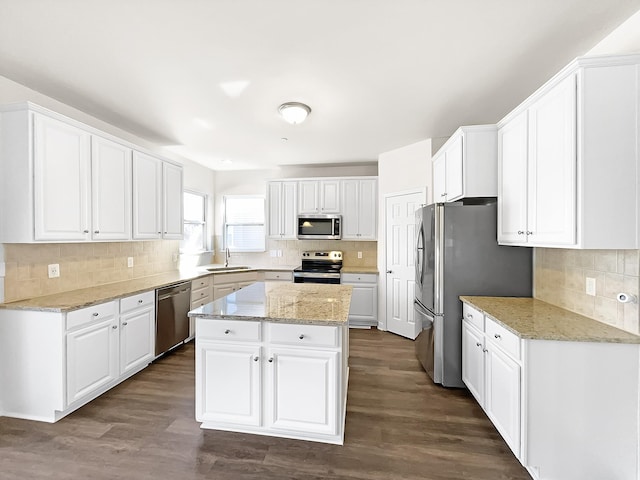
xmin=224 ymin=247 xmax=230 ymax=267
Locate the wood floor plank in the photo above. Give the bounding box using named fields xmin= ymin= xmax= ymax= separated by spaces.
xmin=0 ymin=328 xmax=530 ymax=479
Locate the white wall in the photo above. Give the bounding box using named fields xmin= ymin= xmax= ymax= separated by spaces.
xmin=376 ymin=139 xmax=432 ymax=329
xmin=588 ymin=8 xmax=640 ymax=55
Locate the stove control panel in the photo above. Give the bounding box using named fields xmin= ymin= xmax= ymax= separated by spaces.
xmin=301 ymin=251 xmax=342 ymax=260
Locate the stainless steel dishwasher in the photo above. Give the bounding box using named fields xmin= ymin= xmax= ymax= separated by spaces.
xmin=155 ymin=281 xmax=191 ymax=356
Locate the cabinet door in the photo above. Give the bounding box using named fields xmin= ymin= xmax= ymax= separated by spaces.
xmin=340 ymin=179 xmax=360 ymax=239
xmin=91 ymin=136 xmax=132 ymax=241
xmin=280 ymin=181 xmax=298 ymax=239
xmin=498 ymin=110 xmax=529 ymax=244
xmin=66 ymin=317 xmax=119 ymax=405
xmin=356 ymin=178 xmax=377 ymax=240
xmin=527 ymin=74 xmax=577 ymax=246
xmin=132 ymin=152 xmax=162 ymax=239
xmin=196 ymin=341 xmax=261 ymax=426
xmin=432 ymin=154 xmax=447 ymax=202
xmin=267 ymin=182 xmax=283 ymax=238
xmin=485 ymin=344 xmax=521 ymax=458
xmin=445 ymin=135 xmax=464 ymax=201
xmin=346 ymin=284 xmax=377 ymax=323
xmin=461 ymin=322 xmax=485 ymax=406
xmin=266 ymin=347 xmax=338 ymax=435
xmin=163 ymin=162 xmax=184 ymax=239
xmin=120 ymin=306 xmax=155 ymax=376
xmin=213 ymin=284 xmax=237 ymax=300
xmin=298 ymin=180 xmax=319 ymax=214
xmin=33 ymin=114 xmax=91 ymax=241
xmin=320 ymin=180 xmax=340 ymax=213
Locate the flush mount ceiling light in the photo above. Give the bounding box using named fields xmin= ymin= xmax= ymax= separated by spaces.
xmin=278 ymin=102 xmax=311 ymax=125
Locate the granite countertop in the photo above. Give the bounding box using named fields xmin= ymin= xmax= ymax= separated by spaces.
xmin=0 ymin=265 xmax=294 ymax=313
xmin=460 ymin=296 xmax=640 ymax=344
xmin=341 ymin=266 xmax=379 ymax=274
xmin=189 ymin=282 xmax=352 ymax=326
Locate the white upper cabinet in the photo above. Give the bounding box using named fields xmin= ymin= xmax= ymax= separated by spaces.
xmin=91 ymin=136 xmax=132 ymax=241
xmin=0 ymin=103 xmax=183 ymax=243
xmin=132 ymin=152 xmax=163 ymax=239
xmin=498 ymin=55 xmax=640 ymax=248
xmin=341 ymin=178 xmax=377 ymax=240
xmin=432 ymin=125 xmax=497 ymax=203
xmin=298 ymin=180 xmax=340 ymax=214
xmin=267 ymin=181 xmax=297 ymax=239
xmin=132 ymin=152 xmax=183 ymax=240
xmin=33 ymin=114 xmax=92 ymax=241
xmin=162 ymin=161 xmax=184 ymax=239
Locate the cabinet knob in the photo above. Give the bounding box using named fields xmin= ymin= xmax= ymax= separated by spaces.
xmin=441 ymin=193 xmax=447 ymax=197
xmin=112 ymin=325 xmax=118 ymax=330
xmin=494 ymin=333 xmax=501 ymax=339
xmin=92 ymin=312 xmax=99 ymax=317
xmin=386 ymin=270 xmax=392 ymax=274
xmin=122 ymin=321 xmax=128 ymax=326
xmin=476 ymin=342 xmax=482 ymax=347
xmin=526 ymin=231 xmax=533 ymax=235
xmin=299 ymin=334 xmax=305 ymax=340
xmin=253 ymin=356 xmax=259 ymax=362
xmin=83 ymin=230 xmax=89 ymax=234
xmin=158 ymin=231 xmax=162 ymax=234
xmin=224 ymin=329 xmax=231 ymax=334
xmin=268 ymin=357 xmax=274 ymax=363
xmin=138 ymin=299 xmax=143 ymax=304
xmin=466 ymin=314 xmax=473 ymax=319
xmin=94 ymin=230 xmax=99 ymax=234
xmin=482 ymin=348 xmax=488 ymax=353
xmin=517 ymin=230 xmax=525 ymax=235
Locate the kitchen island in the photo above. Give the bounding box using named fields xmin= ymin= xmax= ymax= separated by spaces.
xmin=188 ymin=281 xmax=352 ymax=445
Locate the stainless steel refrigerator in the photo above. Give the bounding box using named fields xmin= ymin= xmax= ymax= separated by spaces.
xmin=414 ymin=200 xmax=532 ymax=387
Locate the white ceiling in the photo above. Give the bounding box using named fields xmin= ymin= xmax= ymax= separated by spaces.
xmin=0 ymin=0 xmax=639 ymax=171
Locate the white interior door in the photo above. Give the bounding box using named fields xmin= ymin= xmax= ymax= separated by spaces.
xmin=385 ymin=190 xmax=426 ymax=339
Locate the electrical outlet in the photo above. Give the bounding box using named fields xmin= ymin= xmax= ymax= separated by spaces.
xmin=586 ymin=277 xmax=596 ymax=296
xmin=48 ymin=264 xmax=60 ymax=278
xmin=172 ymin=252 xmax=179 ymax=262
xmin=277 ymin=250 xmax=283 ymax=257
xmin=127 ymin=257 xmax=134 ymax=268
xmin=357 ymin=251 xmax=363 ymax=259
xmin=270 ymin=250 xmax=277 ymax=257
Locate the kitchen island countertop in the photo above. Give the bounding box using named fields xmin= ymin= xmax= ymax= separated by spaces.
xmin=189 ymin=281 xmax=352 ymax=326
xmin=460 ymin=296 xmax=640 ymax=344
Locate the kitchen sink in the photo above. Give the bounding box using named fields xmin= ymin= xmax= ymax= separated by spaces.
xmin=204 ymin=265 xmax=251 ymax=272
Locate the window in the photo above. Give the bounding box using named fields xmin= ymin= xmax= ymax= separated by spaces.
xmin=181 ymin=191 xmax=207 ymax=253
xmin=224 ymin=195 xmax=265 ymax=252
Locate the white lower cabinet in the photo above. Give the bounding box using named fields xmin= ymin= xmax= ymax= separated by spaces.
xmin=212 ymin=271 xmax=258 ymax=300
xmin=461 ymin=300 xmax=640 ymax=480
xmin=196 ymin=318 xmax=347 ymax=444
xmin=66 ymin=316 xmax=119 ymax=405
xmin=0 ymin=292 xmax=155 ymax=422
xmin=341 ymin=273 xmax=378 ymax=327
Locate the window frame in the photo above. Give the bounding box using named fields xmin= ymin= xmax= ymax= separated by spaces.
xmin=223 ymin=194 xmax=266 ymax=253
xmin=180 ymin=189 xmax=208 ymax=253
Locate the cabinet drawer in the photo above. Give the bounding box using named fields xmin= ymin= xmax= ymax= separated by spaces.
xmin=191 ymin=296 xmax=212 ymax=310
xmin=486 ymin=316 xmax=520 ymax=359
xmin=263 ymin=271 xmax=293 ymax=281
xmin=341 ymin=273 xmax=377 ymax=284
xmin=67 ymin=301 xmax=117 ymax=330
xmin=191 ymin=287 xmax=211 ymax=302
xmin=120 ymin=291 xmax=154 ymax=314
xmin=192 ymin=275 xmax=212 ymax=290
xmin=268 ymin=323 xmax=339 ymax=348
xmin=197 ymin=319 xmax=261 ymax=342
xmin=462 ymin=303 xmax=484 ymax=331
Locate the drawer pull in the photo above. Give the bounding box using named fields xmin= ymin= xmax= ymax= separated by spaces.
xmin=224 ymin=329 xmax=231 ymax=334
xmin=92 ymin=312 xmax=99 ymax=317
xmin=494 ymin=333 xmax=501 ymax=339
xmin=299 ymin=334 xmax=305 ymax=340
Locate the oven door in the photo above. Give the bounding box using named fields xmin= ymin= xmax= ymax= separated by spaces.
xmin=293 ymin=271 xmax=341 ymax=284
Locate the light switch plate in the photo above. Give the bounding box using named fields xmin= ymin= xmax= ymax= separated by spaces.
xmin=357 ymin=251 xmax=363 ymax=259
xmin=127 ymin=257 xmax=134 ymax=268
xmin=586 ymin=277 xmax=596 ymax=296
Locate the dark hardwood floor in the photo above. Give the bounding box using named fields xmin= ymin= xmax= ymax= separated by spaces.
xmin=0 ymin=329 xmax=530 ymax=479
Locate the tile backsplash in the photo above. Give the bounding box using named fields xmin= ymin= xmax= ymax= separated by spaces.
xmin=3 ymin=241 xmax=180 ymax=302
xmin=534 ymin=248 xmax=640 ymax=334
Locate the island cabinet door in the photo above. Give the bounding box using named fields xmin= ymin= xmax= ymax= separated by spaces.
xmin=265 ymin=347 xmax=339 ymax=436
xmin=195 ymin=341 xmax=261 ymax=426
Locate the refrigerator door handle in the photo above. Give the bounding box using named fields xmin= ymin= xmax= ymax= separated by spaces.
xmin=415 ymin=221 xmax=425 ymax=287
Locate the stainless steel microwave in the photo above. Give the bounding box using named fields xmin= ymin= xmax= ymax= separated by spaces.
xmin=297 ymin=214 xmax=341 ymax=240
